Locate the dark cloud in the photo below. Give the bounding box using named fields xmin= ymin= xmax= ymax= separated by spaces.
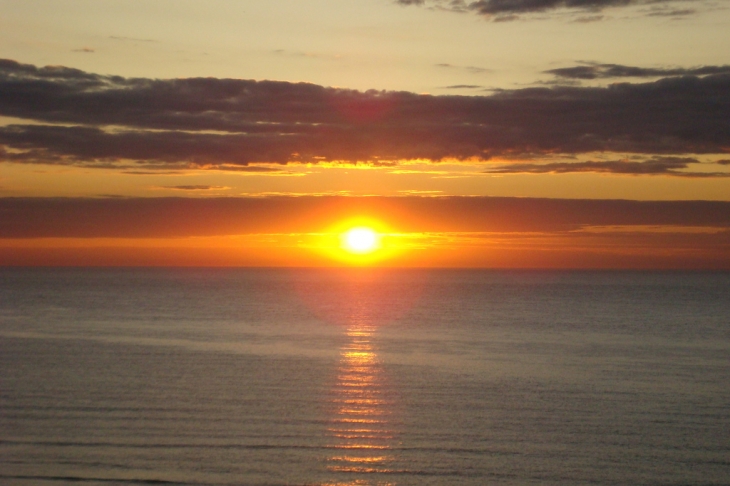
xmin=1 ymin=59 xmax=729 ymax=169
xmin=395 ymin=0 xmax=694 ymax=17
xmin=546 ymin=62 xmax=730 ymax=80
xmin=485 ymin=157 xmax=730 ymax=177
xmin=0 ymin=125 xmax=310 ymax=166
xmin=1 ymin=196 xmax=729 ymax=238
xmin=470 ymin=0 xmax=632 ymax=15
xmin=72 ymin=48 xmax=95 ymax=53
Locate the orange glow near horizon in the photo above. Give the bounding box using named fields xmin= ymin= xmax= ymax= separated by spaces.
xmin=1 ymin=201 xmax=729 ymax=269
xmin=318 ymin=218 xmax=402 ymax=266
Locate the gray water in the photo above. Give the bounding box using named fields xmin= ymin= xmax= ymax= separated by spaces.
xmin=1 ymin=268 xmax=728 ymax=485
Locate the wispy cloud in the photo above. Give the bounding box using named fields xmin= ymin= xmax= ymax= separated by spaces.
xmin=158 ymin=185 xmax=231 ymax=191
xmin=397 ymin=190 xmax=445 ymax=195
xmin=546 ymin=62 xmax=730 ymax=80
xmin=644 ymin=6 xmax=696 ymax=17
xmin=394 ymin=0 xmax=702 ymax=20
xmin=570 ymin=15 xmax=605 ymax=23
xmin=436 ymin=63 xmax=491 ymax=74
xmin=484 ymin=157 xmax=730 ymax=177
xmin=109 ymin=35 xmax=158 ymax=43
xmin=440 ymin=84 xmax=484 ymax=89
xmin=273 ymin=49 xmax=343 ymax=61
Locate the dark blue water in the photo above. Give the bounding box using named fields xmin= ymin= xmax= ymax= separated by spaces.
xmin=1 ymin=268 xmax=729 ymax=485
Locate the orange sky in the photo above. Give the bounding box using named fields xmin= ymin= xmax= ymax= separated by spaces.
xmin=1 ymin=2 xmax=729 ymax=268
xmin=1 ymin=197 xmax=728 ymax=268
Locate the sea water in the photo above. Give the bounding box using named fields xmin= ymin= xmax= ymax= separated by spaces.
xmin=0 ymin=268 xmax=728 ymax=485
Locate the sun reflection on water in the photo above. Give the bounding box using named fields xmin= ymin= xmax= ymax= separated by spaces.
xmin=325 ymin=323 xmax=399 ymax=483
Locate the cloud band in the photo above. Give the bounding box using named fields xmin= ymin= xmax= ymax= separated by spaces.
xmin=1 ymin=59 xmax=729 ymax=170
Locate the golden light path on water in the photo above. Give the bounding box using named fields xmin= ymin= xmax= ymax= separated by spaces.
xmin=325 ymin=320 xmax=399 ymax=484
xmin=291 ymin=266 xmax=424 ymax=484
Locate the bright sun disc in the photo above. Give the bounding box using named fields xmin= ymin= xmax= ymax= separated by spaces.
xmin=342 ymin=227 xmax=380 ymax=254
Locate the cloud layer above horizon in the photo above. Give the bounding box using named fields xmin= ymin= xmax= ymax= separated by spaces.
xmin=2 ymin=196 xmax=730 ymax=237
xmin=2 ymin=196 xmax=728 ymax=268
xmin=0 ymin=59 xmax=729 ymax=176
xmin=394 ymin=0 xmax=703 ymax=20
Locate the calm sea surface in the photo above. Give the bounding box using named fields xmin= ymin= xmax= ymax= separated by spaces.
xmin=1 ymin=268 xmax=729 ymax=485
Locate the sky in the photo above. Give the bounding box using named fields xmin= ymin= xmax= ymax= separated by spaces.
xmin=1 ymin=0 xmax=729 ymax=267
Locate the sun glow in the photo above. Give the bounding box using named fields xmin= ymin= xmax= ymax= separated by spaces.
xmin=314 ymin=219 xmax=401 ymax=265
xmin=342 ymin=227 xmax=381 ymax=254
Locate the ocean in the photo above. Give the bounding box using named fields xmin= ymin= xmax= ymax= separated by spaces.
xmin=1 ymin=268 xmax=728 ymax=485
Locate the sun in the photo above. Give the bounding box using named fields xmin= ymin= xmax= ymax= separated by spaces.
xmin=341 ymin=227 xmax=381 ymax=254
